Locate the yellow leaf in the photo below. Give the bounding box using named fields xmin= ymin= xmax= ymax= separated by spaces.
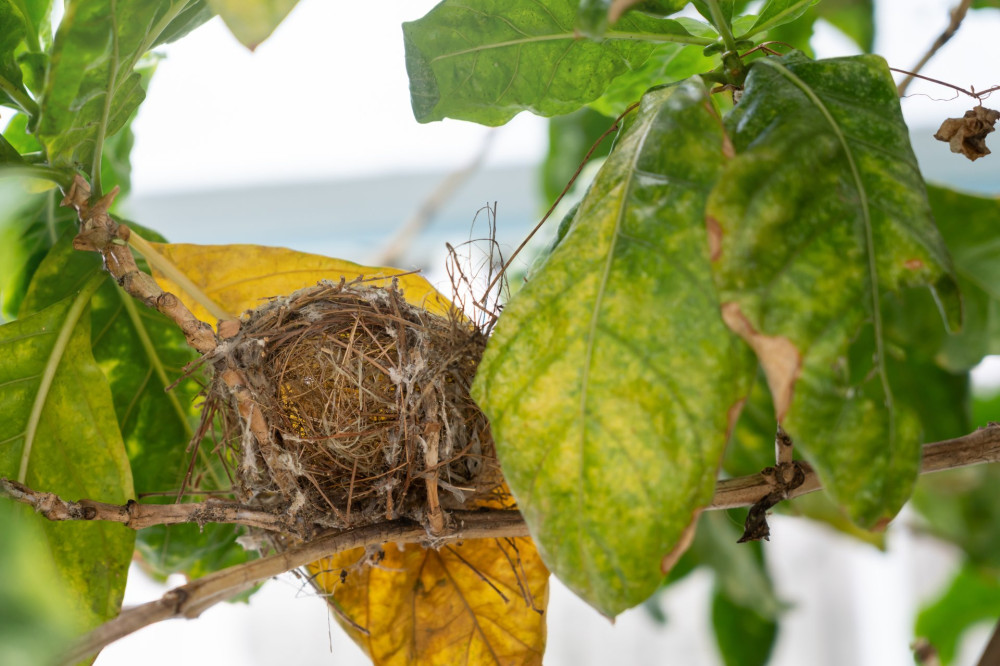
xmin=146 ymin=242 xmax=452 ymax=323
xmin=206 ymin=0 xmax=300 ymax=50
xmin=309 ymin=537 xmax=549 ymax=665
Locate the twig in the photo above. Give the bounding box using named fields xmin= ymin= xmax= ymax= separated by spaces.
xmin=62 ymin=175 xmax=218 ymax=355
xmin=480 ymin=102 xmax=640 ymax=303
xmin=0 ymin=478 xmax=309 ymax=538
xmin=896 ymin=0 xmax=973 ymax=96
xmin=373 ymin=131 xmax=494 ymax=267
xmin=977 ymin=618 xmax=1000 ymax=666
xmin=63 ymin=511 xmax=530 ymax=664
xmin=711 ymin=423 xmax=1000 ymax=510
xmin=889 ymin=67 xmax=1000 ymax=102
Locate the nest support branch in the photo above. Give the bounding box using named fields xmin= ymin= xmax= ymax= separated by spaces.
xmin=63 ymin=510 xmax=531 ymax=665
xmin=8 ymin=424 xmax=992 ymax=662
xmin=0 ymin=478 xmax=312 ymax=538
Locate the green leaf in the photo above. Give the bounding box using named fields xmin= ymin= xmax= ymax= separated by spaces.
xmin=207 ymin=0 xmax=297 ymax=50
xmin=737 ymin=0 xmax=819 ymax=39
xmin=37 ymin=0 xmax=198 ymax=178
xmin=575 ymin=0 xmax=689 ymax=38
xmin=707 ymin=52 xmax=961 ymax=528
xmin=0 ymin=179 xmax=75 ymax=321
xmin=915 ymin=564 xmax=1000 ymax=665
xmin=913 ymin=466 xmax=1000 ymax=572
xmin=0 ymin=503 xmax=79 ymax=666
xmin=0 ymin=0 xmax=38 ymax=115
xmin=927 ymin=186 xmax=1000 ymax=371
xmin=403 ymin=0 xmax=715 ymax=126
xmin=21 ymin=231 xmax=253 ymax=580
xmin=0 ymin=274 xmax=135 ymax=632
xmin=711 ymin=586 xmax=779 ymax=666
xmin=474 ymin=79 xmax=754 ymax=616
xmin=589 ymin=40 xmax=718 ymax=116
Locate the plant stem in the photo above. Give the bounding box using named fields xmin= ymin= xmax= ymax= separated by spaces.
xmin=91 ymin=0 xmax=120 ymax=197
xmin=0 ymin=74 xmax=38 ymax=117
xmin=705 ymin=0 xmax=738 ymax=54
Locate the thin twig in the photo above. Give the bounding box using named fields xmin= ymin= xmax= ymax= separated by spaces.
xmin=0 ymin=478 xmax=309 ymax=537
xmin=373 ymin=131 xmax=494 ymax=267
xmin=896 ymin=0 xmax=973 ymax=96
xmin=889 ymin=67 xmax=1000 ymax=102
xmin=480 ymin=102 xmax=640 ymax=303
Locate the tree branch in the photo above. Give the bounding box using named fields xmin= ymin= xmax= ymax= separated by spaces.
xmin=897 ymin=0 xmax=973 ymax=96
xmin=63 ymin=511 xmax=530 ymax=664
xmin=0 ymin=478 xmax=310 ymax=538
xmin=7 ymin=425 xmax=1000 ymax=535
xmin=31 ymin=424 xmax=997 ymax=663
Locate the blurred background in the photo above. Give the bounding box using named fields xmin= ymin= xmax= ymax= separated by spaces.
xmin=8 ymin=0 xmax=996 ymax=663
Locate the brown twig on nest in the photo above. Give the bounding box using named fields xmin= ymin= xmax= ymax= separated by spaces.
xmin=896 ymin=0 xmax=973 ymax=97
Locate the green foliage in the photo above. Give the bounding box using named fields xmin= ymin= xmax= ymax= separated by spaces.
xmin=474 ymin=79 xmax=754 ymax=615
xmin=1 ymin=0 xmax=999 ymax=662
xmin=708 ymin=52 xmax=959 ymax=528
xmin=916 ymin=565 xmax=1000 ymax=665
xmin=0 ymin=275 xmax=135 ymax=630
xmin=403 ymin=0 xmax=714 ymax=125
xmin=0 ymin=503 xmax=78 ymax=666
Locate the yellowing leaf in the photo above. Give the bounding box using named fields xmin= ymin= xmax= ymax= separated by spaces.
xmin=309 ymin=538 xmax=549 ymax=666
xmin=207 ymin=0 xmax=300 ymax=50
xmin=147 ymin=242 xmax=451 ymax=323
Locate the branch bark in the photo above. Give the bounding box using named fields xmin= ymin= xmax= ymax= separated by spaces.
xmin=38 ymin=424 xmax=1000 ymax=663
xmin=63 ymin=511 xmax=530 ymax=664
xmin=0 ymin=478 xmax=310 ymax=537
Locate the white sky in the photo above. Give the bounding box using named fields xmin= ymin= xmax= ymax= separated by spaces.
xmin=129 ymin=0 xmax=1000 ymax=195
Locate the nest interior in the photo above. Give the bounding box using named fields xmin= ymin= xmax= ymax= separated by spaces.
xmin=213 ymin=279 xmax=502 ymax=530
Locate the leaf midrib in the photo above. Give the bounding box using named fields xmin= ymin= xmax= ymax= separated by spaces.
xmin=757 ymin=58 xmax=895 ymax=436
xmin=18 ymin=272 xmax=104 ymax=482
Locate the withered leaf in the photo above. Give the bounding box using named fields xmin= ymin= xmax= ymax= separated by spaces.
xmin=309 ymin=538 xmax=549 ymax=665
xmin=934 ymin=106 xmax=1000 ymax=161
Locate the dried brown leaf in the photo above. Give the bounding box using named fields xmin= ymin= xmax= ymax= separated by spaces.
xmin=934 ymin=106 xmax=1000 ymax=161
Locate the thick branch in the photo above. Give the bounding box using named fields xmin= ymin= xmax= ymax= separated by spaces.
xmin=7 ymin=425 xmax=1000 ymax=533
xmin=0 ymin=478 xmax=309 ymax=537
xmin=64 ymin=511 xmax=529 ymax=664
xmin=41 ymin=424 xmax=1000 ymax=663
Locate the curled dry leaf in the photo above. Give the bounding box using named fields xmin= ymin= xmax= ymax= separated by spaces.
xmin=934 ymin=106 xmax=1000 ymax=161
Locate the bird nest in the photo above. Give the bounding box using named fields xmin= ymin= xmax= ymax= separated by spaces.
xmin=206 ymin=278 xmax=502 ymax=533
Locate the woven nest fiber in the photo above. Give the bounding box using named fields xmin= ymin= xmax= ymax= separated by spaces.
xmin=209 ymin=278 xmax=501 ymax=531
